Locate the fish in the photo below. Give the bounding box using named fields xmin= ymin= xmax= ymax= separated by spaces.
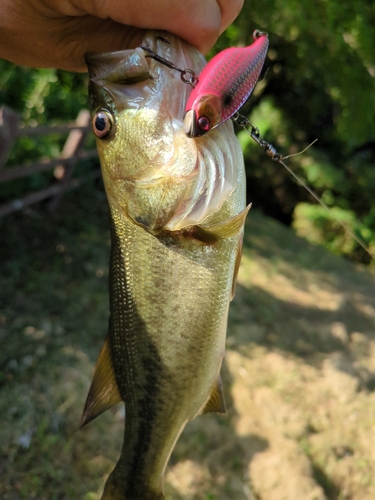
xmin=184 ymin=30 xmax=269 ymax=137
xmin=82 ymin=30 xmax=248 ymax=500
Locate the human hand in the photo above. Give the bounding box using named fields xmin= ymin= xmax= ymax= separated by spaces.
xmin=1 ymin=0 xmax=243 ymax=72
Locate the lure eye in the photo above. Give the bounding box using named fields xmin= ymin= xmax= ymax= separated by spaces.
xmin=92 ymin=111 xmax=113 ymax=139
xmin=197 ymin=116 xmax=211 ymax=132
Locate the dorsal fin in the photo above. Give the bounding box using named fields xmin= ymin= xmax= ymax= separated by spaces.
xmin=80 ymin=337 xmax=122 ymax=428
xmin=202 ymin=376 xmax=226 ymax=414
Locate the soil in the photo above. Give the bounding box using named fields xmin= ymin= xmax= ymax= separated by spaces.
xmin=1 ymin=185 xmax=375 ymax=499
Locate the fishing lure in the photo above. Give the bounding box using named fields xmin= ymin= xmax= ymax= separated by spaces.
xmin=141 ymin=30 xmax=268 ymax=137
xmin=183 ymin=30 xmax=269 ymax=137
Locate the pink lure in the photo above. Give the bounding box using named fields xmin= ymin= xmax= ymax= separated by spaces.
xmin=183 ymin=30 xmax=269 ymax=138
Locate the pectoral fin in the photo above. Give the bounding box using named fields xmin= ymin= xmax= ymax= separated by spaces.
xmin=202 ymin=376 xmax=226 ymax=414
xmin=80 ymin=337 xmax=122 ymax=428
xmin=231 ymin=234 xmax=244 ymax=300
xmin=192 ymin=204 xmax=251 ymax=245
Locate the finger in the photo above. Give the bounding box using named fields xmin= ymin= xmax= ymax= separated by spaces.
xmin=0 ymin=12 xmax=145 ymax=72
xmin=52 ymin=17 xmax=146 ymax=72
xmin=67 ymin=0 xmax=244 ymax=54
xmin=216 ymin=0 xmax=244 ymax=36
xmin=107 ymin=0 xmax=222 ymax=53
xmin=2 ymin=0 xmax=244 ymax=71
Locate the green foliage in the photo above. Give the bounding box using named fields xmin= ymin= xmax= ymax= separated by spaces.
xmin=0 ymin=61 xmax=94 ymax=202
xmin=221 ymin=0 xmax=375 ymax=265
xmin=1 ymin=1 xmax=375 ymax=265
xmin=0 ymin=63 xmax=88 ymax=122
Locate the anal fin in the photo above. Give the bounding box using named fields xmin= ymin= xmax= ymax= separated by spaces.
xmin=80 ymin=337 xmax=122 ymax=428
xmin=202 ymin=376 xmax=226 ymax=414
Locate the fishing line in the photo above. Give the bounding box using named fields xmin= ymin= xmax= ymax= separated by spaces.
xmin=232 ymin=112 xmax=375 ymax=261
xmin=282 ymin=139 xmax=318 ymax=160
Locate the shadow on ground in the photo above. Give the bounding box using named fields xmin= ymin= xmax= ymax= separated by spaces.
xmin=1 ymin=187 xmax=375 ymax=499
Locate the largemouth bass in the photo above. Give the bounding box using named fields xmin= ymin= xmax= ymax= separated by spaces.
xmin=82 ymin=30 xmax=247 ymax=500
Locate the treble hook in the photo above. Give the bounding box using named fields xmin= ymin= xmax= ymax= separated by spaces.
xmin=232 ymin=112 xmax=285 ymax=161
xmin=140 ymin=45 xmax=199 ymax=88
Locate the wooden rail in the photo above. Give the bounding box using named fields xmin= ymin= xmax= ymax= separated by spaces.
xmin=0 ymin=107 xmax=99 ymax=216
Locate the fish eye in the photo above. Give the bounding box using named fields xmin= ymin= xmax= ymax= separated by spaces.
xmin=197 ymin=116 xmax=211 ymax=132
xmin=92 ymin=110 xmax=113 ymax=139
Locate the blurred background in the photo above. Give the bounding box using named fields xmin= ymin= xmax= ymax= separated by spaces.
xmin=1 ymin=1 xmax=375 ymax=499
xmin=218 ymin=0 xmax=375 ymax=266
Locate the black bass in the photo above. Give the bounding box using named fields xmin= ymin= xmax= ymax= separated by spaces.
xmin=82 ymin=30 xmax=248 ymax=500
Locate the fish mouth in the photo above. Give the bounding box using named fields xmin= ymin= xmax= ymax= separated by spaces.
xmin=183 ymin=109 xmax=199 ymax=138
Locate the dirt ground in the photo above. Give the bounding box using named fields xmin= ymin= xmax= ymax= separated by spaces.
xmin=1 ymin=186 xmax=375 ymax=499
